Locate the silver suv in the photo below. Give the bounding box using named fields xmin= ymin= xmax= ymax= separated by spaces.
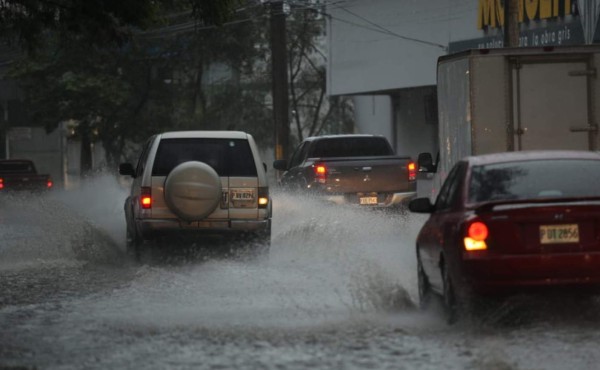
xmin=119 ymin=131 xmax=272 ymax=257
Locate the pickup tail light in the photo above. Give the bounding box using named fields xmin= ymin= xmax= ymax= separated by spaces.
xmin=408 ymin=161 xmax=416 ymax=181
xmin=314 ymin=163 xmax=328 ymax=183
xmin=258 ymin=187 xmax=269 ymax=209
xmin=140 ymin=186 xmax=152 ymax=209
xmin=464 ymin=221 xmax=488 ymax=251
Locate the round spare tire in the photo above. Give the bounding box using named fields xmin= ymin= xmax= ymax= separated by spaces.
xmin=164 ymin=161 xmax=221 ymax=221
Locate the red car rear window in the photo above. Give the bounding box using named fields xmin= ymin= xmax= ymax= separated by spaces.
xmin=469 ymin=159 xmax=600 ymax=203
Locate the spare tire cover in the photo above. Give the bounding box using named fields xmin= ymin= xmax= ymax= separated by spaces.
xmin=164 ymin=161 xmax=222 ymax=221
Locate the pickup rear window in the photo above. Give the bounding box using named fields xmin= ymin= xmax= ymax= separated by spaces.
xmin=152 ymin=138 xmax=257 ymax=177
xmin=0 ymin=162 xmax=35 ymax=174
xmin=311 ymin=137 xmax=393 ymax=158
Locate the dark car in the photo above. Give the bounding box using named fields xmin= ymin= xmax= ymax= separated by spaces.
xmin=0 ymin=159 xmax=53 ymax=192
xmin=409 ymin=150 xmax=600 ymax=323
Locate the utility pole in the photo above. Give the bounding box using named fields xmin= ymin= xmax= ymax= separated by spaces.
xmin=269 ymin=0 xmax=290 ymax=162
xmin=504 ymin=0 xmax=520 ymax=47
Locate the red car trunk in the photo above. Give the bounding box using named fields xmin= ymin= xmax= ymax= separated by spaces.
xmin=481 ymin=203 xmax=600 ymax=255
xmin=463 ymin=202 xmax=600 ymax=287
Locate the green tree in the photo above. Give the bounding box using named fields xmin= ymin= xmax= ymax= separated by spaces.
xmin=0 ymin=0 xmax=242 ymax=50
xmin=5 ymin=0 xmax=243 ymax=174
xmin=8 ymin=0 xmax=354 ymax=172
xmin=286 ymin=4 xmax=353 ymax=145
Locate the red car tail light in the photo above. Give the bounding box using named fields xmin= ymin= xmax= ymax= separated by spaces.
xmin=314 ymin=163 xmax=328 ymax=183
xmin=258 ymin=187 xmax=269 ymax=209
xmin=464 ymin=221 xmax=488 ymax=251
xmin=140 ymin=186 xmax=152 ymax=209
xmin=408 ymin=161 xmax=417 ymax=181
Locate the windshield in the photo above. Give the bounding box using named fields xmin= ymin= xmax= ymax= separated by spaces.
xmin=468 ymin=159 xmax=600 ymax=203
xmin=152 ymin=138 xmax=257 ymax=177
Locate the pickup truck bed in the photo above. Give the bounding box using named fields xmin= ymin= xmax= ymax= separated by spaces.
xmin=273 ymin=135 xmax=416 ymax=207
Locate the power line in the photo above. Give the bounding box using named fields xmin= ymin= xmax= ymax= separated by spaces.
xmin=338 ymin=7 xmax=447 ymax=50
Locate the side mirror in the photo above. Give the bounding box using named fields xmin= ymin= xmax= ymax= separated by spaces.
xmin=417 ymin=152 xmax=435 ymax=173
xmin=273 ymin=159 xmax=287 ymax=171
xmin=408 ymin=197 xmax=435 ymax=213
xmin=119 ymin=163 xmax=136 ymax=177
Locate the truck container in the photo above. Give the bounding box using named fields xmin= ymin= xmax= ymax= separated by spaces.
xmin=419 ymin=45 xmax=600 ymax=199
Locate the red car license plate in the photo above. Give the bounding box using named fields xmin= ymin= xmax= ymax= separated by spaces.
xmin=539 ymin=224 xmax=579 ymax=244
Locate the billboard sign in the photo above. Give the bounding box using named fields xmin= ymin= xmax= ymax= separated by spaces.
xmin=449 ymin=0 xmax=599 ymax=53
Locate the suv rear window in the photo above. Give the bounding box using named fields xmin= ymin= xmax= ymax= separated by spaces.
xmin=468 ymin=159 xmax=600 ymax=203
xmin=152 ymin=138 xmax=258 ymax=177
xmin=311 ymin=137 xmax=393 ymax=158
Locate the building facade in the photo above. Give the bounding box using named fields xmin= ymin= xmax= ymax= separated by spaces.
xmin=326 ymin=0 xmax=600 ymax=159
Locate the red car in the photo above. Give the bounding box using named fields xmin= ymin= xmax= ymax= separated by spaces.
xmin=409 ymin=151 xmax=600 ymax=323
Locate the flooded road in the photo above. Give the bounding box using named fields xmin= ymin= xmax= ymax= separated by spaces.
xmin=2 ymin=174 xmax=600 ymax=370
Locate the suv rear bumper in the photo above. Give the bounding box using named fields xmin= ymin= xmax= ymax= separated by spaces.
xmin=137 ymin=218 xmax=271 ymax=239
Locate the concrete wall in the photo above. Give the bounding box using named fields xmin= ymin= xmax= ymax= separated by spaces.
xmin=326 ymin=0 xmax=476 ymax=96
xmin=353 ymin=95 xmax=392 ymax=138
xmin=393 ymin=87 xmax=439 ymax=161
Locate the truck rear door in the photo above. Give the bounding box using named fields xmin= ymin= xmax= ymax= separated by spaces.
xmin=512 ymin=55 xmax=597 ymax=151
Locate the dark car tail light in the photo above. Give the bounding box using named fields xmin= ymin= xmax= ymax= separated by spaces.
xmin=258 ymin=187 xmax=269 ymax=209
xmin=408 ymin=161 xmax=417 ymax=181
xmin=464 ymin=221 xmax=488 ymax=251
xmin=313 ymin=163 xmax=328 ymax=183
xmin=0 ymin=178 xmax=3 ymax=190
xmin=140 ymin=186 xmax=152 ymax=209
xmin=47 ymin=179 xmax=53 ymax=188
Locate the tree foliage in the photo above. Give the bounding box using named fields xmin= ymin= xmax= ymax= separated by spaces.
xmin=0 ymin=0 xmax=242 ymax=50
xmin=286 ymin=4 xmax=353 ymax=145
xmin=7 ymin=0 xmax=354 ymax=172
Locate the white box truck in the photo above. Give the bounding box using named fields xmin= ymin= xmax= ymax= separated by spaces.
xmin=418 ymin=45 xmax=600 ymax=199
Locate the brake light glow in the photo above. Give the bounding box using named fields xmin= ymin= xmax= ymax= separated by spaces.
xmin=464 ymin=221 xmax=488 ymax=251
xmin=47 ymin=180 xmax=53 ymax=188
xmin=0 ymin=178 xmax=3 ymax=190
xmin=408 ymin=162 xmax=417 ymax=181
xmin=258 ymin=187 xmax=269 ymax=209
xmin=140 ymin=187 xmax=152 ymax=209
xmin=314 ymin=163 xmax=328 ymax=183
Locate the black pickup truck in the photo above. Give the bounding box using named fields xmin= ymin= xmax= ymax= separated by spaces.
xmin=0 ymin=159 xmax=53 ymax=192
xmin=273 ymin=134 xmax=416 ymax=207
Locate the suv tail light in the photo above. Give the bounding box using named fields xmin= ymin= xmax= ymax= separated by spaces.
xmin=314 ymin=163 xmax=327 ymax=183
xmin=140 ymin=186 xmax=152 ymax=209
xmin=408 ymin=161 xmax=416 ymax=181
xmin=258 ymin=187 xmax=269 ymax=209
xmin=464 ymin=221 xmax=488 ymax=251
